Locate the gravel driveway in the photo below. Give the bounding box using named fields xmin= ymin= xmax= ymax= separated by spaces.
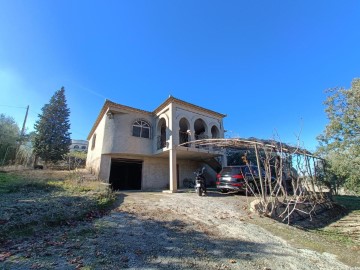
xmin=96 ymin=191 xmax=358 ymax=270
xmin=2 ymin=190 xmax=359 ymax=269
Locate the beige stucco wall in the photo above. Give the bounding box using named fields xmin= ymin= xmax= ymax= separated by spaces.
xmin=128 ymin=156 xmax=214 ymax=190
xmin=86 ymin=114 xmax=107 ymax=177
xmin=87 ymin=100 xmax=224 ymax=190
xmin=142 ymin=157 xmax=169 ymax=189
xmin=98 ymin=155 xmax=111 ymax=181
xmin=173 ymin=106 xmax=224 ymax=143
xmin=103 ymin=112 xmax=154 ymax=155
xmin=154 ymin=103 xmax=225 ymax=149
xmin=177 ymin=160 xmax=203 ymax=186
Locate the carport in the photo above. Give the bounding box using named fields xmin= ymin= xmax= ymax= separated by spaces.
xmin=178 ymin=138 xmax=328 ymax=223
xmin=178 ymin=137 xmax=320 ymax=198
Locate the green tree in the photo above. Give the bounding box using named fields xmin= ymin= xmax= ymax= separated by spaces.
xmin=33 ymin=87 xmax=71 ymax=164
xmin=0 ymin=114 xmax=20 ymax=165
xmin=317 ymin=78 xmax=360 ymax=193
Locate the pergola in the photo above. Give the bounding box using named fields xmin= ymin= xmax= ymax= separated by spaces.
xmin=178 ymin=137 xmax=315 ymax=157
xmin=178 ymin=138 xmax=321 ymax=200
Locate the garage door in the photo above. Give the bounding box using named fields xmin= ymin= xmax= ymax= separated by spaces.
xmin=109 ymin=159 xmax=142 ymax=190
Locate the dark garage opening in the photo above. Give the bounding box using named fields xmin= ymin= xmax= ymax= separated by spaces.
xmin=109 ymin=159 xmax=142 ymax=190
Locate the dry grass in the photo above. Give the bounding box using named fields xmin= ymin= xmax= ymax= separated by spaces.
xmin=0 ymin=167 xmax=115 ymax=242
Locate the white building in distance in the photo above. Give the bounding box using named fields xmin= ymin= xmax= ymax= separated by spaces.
xmin=70 ymin=139 xmax=88 ymax=152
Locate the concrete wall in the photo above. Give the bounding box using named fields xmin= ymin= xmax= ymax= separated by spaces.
xmin=103 ymin=112 xmax=154 ymax=155
xmin=178 ymin=160 xmax=202 ymax=187
xmin=142 ymin=157 xmax=169 ymax=190
xmin=98 ymin=155 xmax=111 ymax=182
xmin=87 ymin=100 xmax=224 ymax=189
xmin=86 ymin=114 xmax=107 ymax=176
xmin=103 ymin=155 xmax=215 ymax=190
xmin=154 ymin=104 xmax=224 ymax=146
xmin=173 ymin=106 xmax=224 ymax=143
xmin=141 ymin=157 xmax=216 ymax=190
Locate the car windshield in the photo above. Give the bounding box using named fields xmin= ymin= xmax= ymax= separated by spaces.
xmin=220 ymin=167 xmax=242 ymax=175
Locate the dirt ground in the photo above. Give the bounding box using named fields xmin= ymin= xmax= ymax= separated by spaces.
xmin=2 ymin=188 xmax=359 ymax=270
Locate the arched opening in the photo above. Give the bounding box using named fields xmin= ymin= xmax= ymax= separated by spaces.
xmin=211 ymin=125 xmax=220 ymax=138
xmin=179 ymin=117 xmax=190 ymax=145
xmin=157 ymin=118 xmax=167 ymax=150
xmin=211 ymin=125 xmax=221 ymax=151
xmin=194 ymin=118 xmax=207 ymax=140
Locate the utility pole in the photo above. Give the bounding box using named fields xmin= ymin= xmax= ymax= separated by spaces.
xmin=15 ymin=105 xmax=29 ymax=165
xmin=21 ymin=105 xmax=29 ymax=137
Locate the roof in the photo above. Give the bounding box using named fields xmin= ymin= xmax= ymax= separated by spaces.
xmin=154 ymin=96 xmax=227 ymax=118
xmin=87 ymin=97 xmax=226 ymax=140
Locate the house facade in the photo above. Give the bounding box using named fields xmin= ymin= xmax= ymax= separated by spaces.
xmin=86 ymin=96 xmax=226 ymax=192
xmin=70 ymin=139 xmax=88 ymax=152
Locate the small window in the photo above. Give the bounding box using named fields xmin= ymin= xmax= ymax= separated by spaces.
xmin=91 ymin=134 xmax=96 ymax=150
xmin=132 ymin=120 xmax=150 ymax=139
xmin=74 ymin=145 xmax=79 ymax=149
xmin=81 ymin=146 xmax=86 ymax=150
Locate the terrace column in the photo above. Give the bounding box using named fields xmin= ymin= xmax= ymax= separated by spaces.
xmin=188 ymin=128 xmax=195 ymax=141
xmin=169 ymin=147 xmax=177 ymax=192
xmin=168 ymin=102 xmax=177 ymax=192
xmin=222 ymin=154 xmax=227 ymax=167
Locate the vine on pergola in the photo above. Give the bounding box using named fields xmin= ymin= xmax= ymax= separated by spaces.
xmin=178 ymin=138 xmax=331 ymax=224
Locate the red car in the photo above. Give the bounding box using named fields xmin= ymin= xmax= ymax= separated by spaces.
xmin=216 ymin=165 xmax=266 ymax=194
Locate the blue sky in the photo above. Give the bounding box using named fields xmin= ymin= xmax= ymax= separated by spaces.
xmin=1 ymin=1 xmax=359 ymax=152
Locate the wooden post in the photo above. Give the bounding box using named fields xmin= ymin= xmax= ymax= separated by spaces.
xmin=254 ymin=144 xmax=266 ymax=202
xmin=21 ymin=105 xmax=29 ymax=137
xmin=15 ymin=105 xmax=29 ymax=165
xmin=305 ymin=155 xmax=318 ymax=199
xmin=169 ymin=148 xmax=177 ymax=192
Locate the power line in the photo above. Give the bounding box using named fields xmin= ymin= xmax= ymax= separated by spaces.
xmin=1 ymin=104 xmax=89 ymax=139
xmin=28 ymin=109 xmax=89 ymax=139
xmin=0 ymin=104 xmax=28 ymax=109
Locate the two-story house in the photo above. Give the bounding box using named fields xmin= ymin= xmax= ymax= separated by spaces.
xmin=86 ymin=96 xmax=226 ymax=192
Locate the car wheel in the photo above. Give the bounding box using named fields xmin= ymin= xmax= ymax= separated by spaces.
xmin=220 ymin=189 xmax=228 ymax=193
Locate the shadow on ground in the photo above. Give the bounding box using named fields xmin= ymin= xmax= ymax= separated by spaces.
xmin=1 ymin=193 xmax=284 ymax=270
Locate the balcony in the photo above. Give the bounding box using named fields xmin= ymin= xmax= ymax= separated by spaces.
xmin=179 ymin=131 xmax=190 ymax=147
xmin=157 ymin=135 xmax=167 ymax=150
xmin=194 ymin=134 xmax=209 ymax=149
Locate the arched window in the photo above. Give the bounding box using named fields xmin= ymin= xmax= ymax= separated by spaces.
xmin=157 ymin=118 xmax=167 ymax=149
xmin=132 ymin=120 xmax=151 ymax=139
xmin=74 ymin=145 xmax=80 ymax=149
xmin=81 ymin=146 xmax=87 ymax=150
xmin=179 ymin=117 xmax=190 ymax=145
xmin=211 ymin=125 xmax=220 ymax=139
